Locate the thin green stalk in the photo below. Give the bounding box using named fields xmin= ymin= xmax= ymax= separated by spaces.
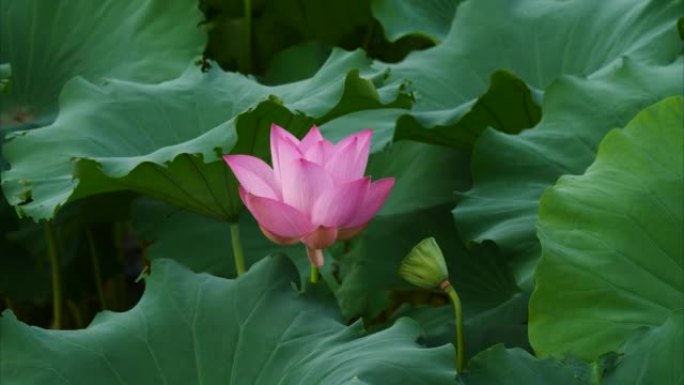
xmin=230 ymin=223 xmax=246 ymax=275
xmin=310 ymin=264 xmax=319 ymax=284
xmin=66 ymin=299 xmax=84 ymax=329
xmin=242 ymin=0 xmax=252 ymax=73
xmin=44 ymin=221 xmax=62 ymax=329
xmin=443 ymin=282 xmax=465 ymax=372
xmin=361 ymin=22 xmax=375 ymax=52
xmin=86 ymin=227 xmax=107 ymax=310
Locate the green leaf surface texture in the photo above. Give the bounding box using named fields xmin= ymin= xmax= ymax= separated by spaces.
xmin=530 ymin=97 xmax=683 ymax=363
xmin=0 ymin=0 xmax=206 ymax=130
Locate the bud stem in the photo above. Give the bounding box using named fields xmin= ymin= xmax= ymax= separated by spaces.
xmin=441 ymin=280 xmax=465 ymax=372
xmin=230 ymin=223 xmax=246 ymax=276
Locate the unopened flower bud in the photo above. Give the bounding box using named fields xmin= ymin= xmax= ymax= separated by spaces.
xmin=399 ymin=237 xmax=449 ymax=289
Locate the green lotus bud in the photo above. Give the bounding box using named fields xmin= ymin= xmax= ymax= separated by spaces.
xmin=399 ymin=237 xmax=449 ymax=289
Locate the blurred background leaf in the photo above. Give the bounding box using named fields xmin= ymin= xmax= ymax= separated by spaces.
xmin=0 ymin=0 xmax=206 ymax=131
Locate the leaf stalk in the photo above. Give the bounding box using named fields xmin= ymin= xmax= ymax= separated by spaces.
xmin=310 ymin=264 xmax=319 ymax=284
xmin=242 ymin=0 xmax=252 ymax=73
xmin=44 ymin=221 xmax=63 ymax=329
xmin=86 ymin=227 xmax=107 ymax=310
xmin=230 ymin=222 xmax=246 ymax=275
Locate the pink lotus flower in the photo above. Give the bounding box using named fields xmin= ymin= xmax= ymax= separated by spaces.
xmin=224 ymin=124 xmax=395 ymax=267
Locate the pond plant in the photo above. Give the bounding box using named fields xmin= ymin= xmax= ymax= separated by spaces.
xmin=0 ymin=0 xmax=682 ymax=384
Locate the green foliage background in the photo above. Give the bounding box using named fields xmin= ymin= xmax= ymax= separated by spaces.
xmin=0 ymin=0 xmax=682 ymax=383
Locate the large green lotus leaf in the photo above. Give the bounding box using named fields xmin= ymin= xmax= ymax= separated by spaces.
xmin=454 ymin=58 xmax=683 ymax=289
xmin=380 ymin=0 xmax=681 ymax=148
xmin=603 ymin=310 xmax=683 ymax=385
xmin=460 ymin=345 xmax=592 ymax=385
xmin=0 ymin=0 xmax=205 ymax=130
xmin=1 ymin=49 xmax=410 ymax=221
xmin=529 ymin=97 xmax=684 ymax=360
xmin=322 ymin=73 xmax=537 ymax=152
xmin=0 ymin=257 xmax=456 ymax=385
xmin=319 ymin=108 xmax=407 ymax=152
xmin=371 ymin=0 xmax=460 ymax=43
xmin=393 ymin=70 xmax=543 ymax=148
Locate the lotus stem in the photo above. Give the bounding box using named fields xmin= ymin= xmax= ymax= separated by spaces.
xmin=441 ymin=280 xmax=464 ymax=372
xmin=310 ymin=264 xmax=319 ymax=284
xmin=230 ymin=223 xmax=246 ymax=276
xmin=242 ymin=0 xmax=252 ymax=73
xmin=306 ymin=248 xmax=323 ymax=284
xmin=66 ymin=299 xmax=84 ymax=329
xmin=44 ymin=221 xmax=62 ymax=329
xmin=86 ymin=227 xmax=107 ymax=310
